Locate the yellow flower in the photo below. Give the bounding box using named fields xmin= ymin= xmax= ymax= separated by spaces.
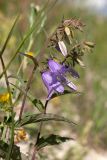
xmin=0 ymin=93 xmax=10 ymax=103
xmin=14 ymin=128 xmax=29 ymax=143
xmin=26 ymin=51 xmax=33 ymax=57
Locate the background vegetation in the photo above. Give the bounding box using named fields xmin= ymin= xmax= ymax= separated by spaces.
xmin=0 ymin=0 xmax=107 ymax=159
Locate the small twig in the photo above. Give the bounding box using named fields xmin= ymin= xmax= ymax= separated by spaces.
xmin=31 ymin=100 xmax=49 ymax=160
xmin=9 ymin=82 xmax=33 ymax=102
xmin=18 ymin=65 xmax=37 ymax=121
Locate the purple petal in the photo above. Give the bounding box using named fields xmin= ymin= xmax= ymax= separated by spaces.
xmin=47 ymin=89 xmax=54 ymax=100
xmin=41 ymin=71 xmax=53 ymax=91
xmin=48 ymin=60 xmax=62 ymax=72
xmin=67 ymin=81 xmax=77 ymax=91
xmin=48 ymin=60 xmax=79 ymax=78
xmin=47 ymin=83 xmax=64 ymax=100
xmin=42 ymin=70 xmax=64 ymax=100
xmin=57 ymin=74 xmax=77 ymax=91
xmin=61 ymin=65 xmax=80 ymax=78
xmin=52 ymin=81 xmax=64 ymax=93
xmin=56 ymin=74 xmax=67 ymax=84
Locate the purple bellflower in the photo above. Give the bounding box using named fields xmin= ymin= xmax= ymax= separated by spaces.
xmin=48 ymin=59 xmax=79 ymax=78
xmin=41 ymin=59 xmax=79 ymax=100
xmin=42 ymin=71 xmax=64 ymax=100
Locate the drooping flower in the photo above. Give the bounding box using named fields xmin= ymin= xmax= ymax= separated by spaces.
xmin=42 ymin=71 xmax=64 ymax=100
xmin=41 ymin=59 xmax=79 ymax=100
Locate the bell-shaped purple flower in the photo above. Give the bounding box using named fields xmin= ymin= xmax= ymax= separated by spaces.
xmin=41 ymin=59 xmax=79 ymax=100
xmin=41 ymin=71 xmax=64 ymax=100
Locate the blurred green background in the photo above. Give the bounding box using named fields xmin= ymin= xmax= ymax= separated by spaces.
xmin=0 ymin=0 xmax=107 ymax=159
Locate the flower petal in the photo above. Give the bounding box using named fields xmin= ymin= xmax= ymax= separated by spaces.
xmin=61 ymin=65 xmax=79 ymax=78
xmin=42 ymin=70 xmax=64 ymax=100
xmin=67 ymin=81 xmax=77 ymax=91
xmin=41 ymin=71 xmax=53 ymax=91
xmin=52 ymin=81 xmax=64 ymax=93
xmin=48 ymin=60 xmax=79 ymax=78
xmin=47 ymin=89 xmax=54 ymax=100
xmin=48 ymin=59 xmax=62 ymax=72
xmin=58 ymin=41 xmax=68 ymax=56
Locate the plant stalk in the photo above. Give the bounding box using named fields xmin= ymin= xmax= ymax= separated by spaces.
xmin=19 ymin=65 xmax=37 ymax=121
xmin=31 ymin=100 xmax=49 ymax=160
xmin=0 ymin=56 xmax=14 ymax=160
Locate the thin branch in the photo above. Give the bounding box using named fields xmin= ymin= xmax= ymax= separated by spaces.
xmin=18 ymin=65 xmax=37 ymax=121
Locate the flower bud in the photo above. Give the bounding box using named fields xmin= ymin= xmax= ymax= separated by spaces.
xmin=64 ymin=27 xmax=70 ymax=36
xmin=84 ymin=41 xmax=95 ymax=48
xmin=58 ymin=41 xmax=68 ymax=56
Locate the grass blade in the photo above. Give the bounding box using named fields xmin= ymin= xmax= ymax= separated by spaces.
xmin=15 ymin=113 xmax=76 ymax=127
xmin=0 ymin=15 xmax=20 ymax=57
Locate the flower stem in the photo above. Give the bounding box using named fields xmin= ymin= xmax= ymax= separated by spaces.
xmin=19 ymin=65 xmax=37 ymax=121
xmin=0 ymin=56 xmax=14 ymax=160
xmin=31 ymin=100 xmax=49 ymax=160
xmin=1 ymin=125 xmax=7 ymax=141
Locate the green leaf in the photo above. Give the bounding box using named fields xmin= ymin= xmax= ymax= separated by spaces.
xmin=32 ymin=98 xmax=44 ymax=112
xmin=0 ymin=19 xmax=38 ymax=79
xmin=36 ymin=134 xmax=73 ymax=150
xmin=27 ymin=3 xmax=39 ymax=51
xmin=0 ymin=15 xmax=19 ymax=57
xmin=0 ymin=140 xmax=22 ymax=160
xmin=9 ymin=80 xmax=44 ymax=112
xmin=8 ymin=74 xmax=26 ymax=86
xmin=15 ymin=113 xmax=76 ymax=127
xmin=28 ymin=6 xmax=47 ymax=51
xmin=36 ymin=12 xmax=47 ymax=34
xmin=29 ymin=3 xmax=38 ymax=28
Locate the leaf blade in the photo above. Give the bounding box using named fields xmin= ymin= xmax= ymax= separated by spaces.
xmin=36 ymin=134 xmax=73 ymax=150
xmin=15 ymin=113 xmax=76 ymax=127
xmin=0 ymin=15 xmax=20 ymax=57
xmin=0 ymin=140 xmax=22 ymax=160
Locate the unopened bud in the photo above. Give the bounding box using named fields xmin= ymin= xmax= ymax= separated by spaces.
xmin=58 ymin=41 xmax=68 ymax=56
xmin=77 ymin=58 xmax=85 ymax=67
xmin=26 ymin=51 xmax=33 ymax=57
xmin=84 ymin=41 xmax=95 ymax=48
xmin=65 ymin=27 xmax=70 ymax=36
xmin=70 ymin=29 xmax=74 ymax=38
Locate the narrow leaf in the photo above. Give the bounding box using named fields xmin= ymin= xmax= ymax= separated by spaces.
xmin=0 ymin=140 xmax=22 ymax=160
xmin=0 ymin=20 xmax=38 ymax=79
xmin=37 ymin=134 xmax=73 ymax=150
xmin=0 ymin=15 xmax=19 ymax=57
xmin=15 ymin=113 xmax=76 ymax=127
xmin=32 ymin=99 xmax=44 ymax=112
